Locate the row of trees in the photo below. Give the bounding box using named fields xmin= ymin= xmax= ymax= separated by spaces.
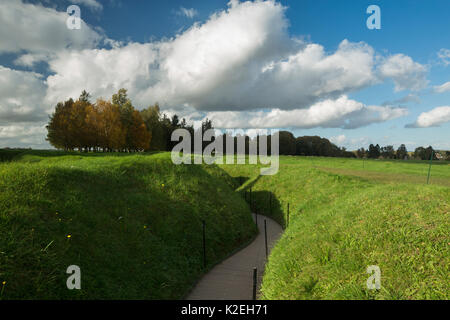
xmin=413 ymin=146 xmax=441 ymax=160
xmin=278 ymin=132 xmax=356 ymax=158
xmin=356 ymin=144 xmax=408 ymax=160
xmin=47 ymin=90 xmax=150 ymax=152
xmin=47 ymin=89 xmax=206 ymax=152
xmin=46 ymin=89 xmax=448 ymax=160
xmin=355 ymin=144 xmax=447 ymax=160
xmin=46 ymin=92 xmax=348 ymax=156
xmin=271 ymin=134 xmax=448 ymax=160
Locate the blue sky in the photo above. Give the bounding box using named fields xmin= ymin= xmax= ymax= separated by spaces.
xmin=0 ymin=0 xmax=449 ymax=151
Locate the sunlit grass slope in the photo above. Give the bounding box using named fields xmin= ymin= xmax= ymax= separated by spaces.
xmin=0 ymin=151 xmax=256 ymax=299
xmin=220 ymin=156 xmax=449 ymax=300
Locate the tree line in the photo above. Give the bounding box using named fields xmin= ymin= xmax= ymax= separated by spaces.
xmin=280 ymin=134 xmax=448 ymax=160
xmin=355 ymin=144 xmax=447 ymax=160
xmin=47 ymin=89 xmax=202 ymax=152
xmin=46 ymin=89 xmax=449 ymax=160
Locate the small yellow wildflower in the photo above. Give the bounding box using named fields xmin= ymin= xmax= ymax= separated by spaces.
xmin=162 ymin=183 xmax=165 ymax=187
xmin=144 ymin=225 xmax=147 ymax=229
xmin=67 ymin=234 xmax=71 ymax=239
xmin=2 ymin=281 xmax=5 ymax=285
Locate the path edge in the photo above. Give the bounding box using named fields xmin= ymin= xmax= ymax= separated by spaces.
xmin=181 ymin=220 xmax=260 ymax=300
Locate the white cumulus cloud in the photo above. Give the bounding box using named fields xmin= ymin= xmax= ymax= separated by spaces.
xmin=378 ymin=54 xmax=428 ymax=91
xmin=0 ymin=66 xmax=48 ymax=123
xmin=45 ymin=1 xmax=380 ymax=113
xmin=45 ymin=43 xmax=158 ymax=106
xmin=330 ymin=134 xmax=346 ymax=145
xmin=0 ymin=123 xmax=48 ymax=148
xmin=0 ymin=0 xmax=102 ymax=55
xmin=406 ymin=106 xmax=450 ymax=128
xmin=196 ymin=96 xmax=407 ymax=129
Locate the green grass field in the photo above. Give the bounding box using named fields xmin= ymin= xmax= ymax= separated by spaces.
xmin=0 ymin=151 xmax=448 ymax=299
xmin=0 ymin=151 xmax=256 ymax=299
xmin=220 ymin=156 xmax=449 ymax=299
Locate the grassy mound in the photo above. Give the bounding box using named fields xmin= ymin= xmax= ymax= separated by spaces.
xmin=220 ymin=156 xmax=449 ymax=299
xmin=0 ymin=151 xmax=256 ymax=299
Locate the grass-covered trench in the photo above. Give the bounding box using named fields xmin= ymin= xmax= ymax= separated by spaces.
xmin=0 ymin=151 xmax=256 ymax=299
xmin=1 ymin=151 xmax=448 ymax=300
xmin=220 ymin=156 xmax=449 ymax=300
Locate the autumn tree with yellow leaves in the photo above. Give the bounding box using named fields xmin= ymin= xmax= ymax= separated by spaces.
xmin=46 ymin=89 xmax=151 ymax=152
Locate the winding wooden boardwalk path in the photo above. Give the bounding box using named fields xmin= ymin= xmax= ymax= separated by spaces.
xmin=186 ymin=213 xmax=283 ymax=300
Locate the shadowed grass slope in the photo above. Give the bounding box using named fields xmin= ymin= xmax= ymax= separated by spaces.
xmin=0 ymin=152 xmax=256 ymax=299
